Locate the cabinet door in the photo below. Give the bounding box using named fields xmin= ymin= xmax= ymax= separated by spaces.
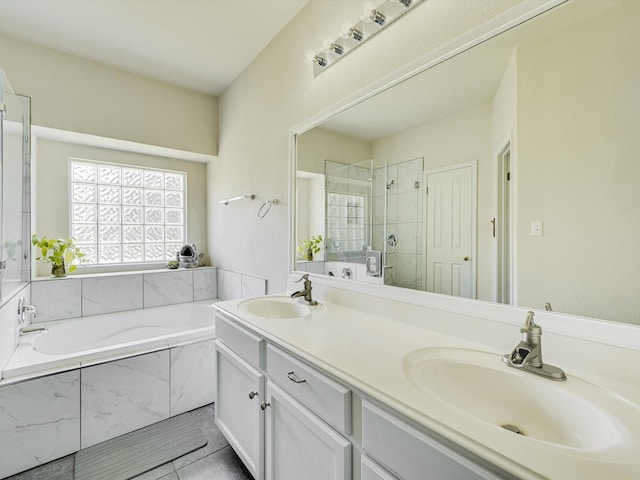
xmin=265 ymin=382 xmax=351 ymax=480
xmin=215 ymin=341 xmax=265 ymax=480
xmin=362 ymin=456 xmax=399 ymax=480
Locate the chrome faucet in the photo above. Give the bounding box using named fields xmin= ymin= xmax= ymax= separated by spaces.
xmin=17 ymin=298 xmax=38 ymax=324
xmin=290 ymin=274 xmax=318 ymax=306
xmin=502 ymin=311 xmax=566 ymax=381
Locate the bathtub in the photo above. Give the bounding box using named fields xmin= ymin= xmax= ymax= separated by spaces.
xmin=1 ymin=301 xmax=216 ymax=382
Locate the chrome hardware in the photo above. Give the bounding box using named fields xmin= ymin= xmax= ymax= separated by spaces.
xmin=287 ymin=371 xmax=306 ymax=384
xmin=341 ymin=267 xmax=352 ymax=279
xmin=260 ymin=401 xmax=271 ymax=411
xmin=249 ymin=391 xmax=258 ymax=399
xmin=544 ymin=302 xmax=553 ymax=312
xmin=17 ymin=298 xmax=38 ymax=325
xmin=290 ymin=274 xmax=318 ymax=306
xmin=19 ymin=324 xmax=48 ymax=336
xmin=502 ymin=311 xmax=566 ymax=381
xmin=386 ymin=234 xmax=398 ymax=254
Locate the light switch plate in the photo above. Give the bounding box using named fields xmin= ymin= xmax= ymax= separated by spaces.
xmin=531 ymin=221 xmax=543 ymax=236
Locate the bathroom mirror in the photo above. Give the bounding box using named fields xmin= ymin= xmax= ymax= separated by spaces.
xmin=293 ymin=0 xmax=640 ymax=326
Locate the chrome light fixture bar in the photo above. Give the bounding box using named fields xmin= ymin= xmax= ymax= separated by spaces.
xmin=311 ymin=0 xmax=424 ymax=77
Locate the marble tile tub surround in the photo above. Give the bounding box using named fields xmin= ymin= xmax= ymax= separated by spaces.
xmin=0 ymin=285 xmax=29 ymax=374
xmin=1 ymin=340 xmax=216 ymax=478
xmin=31 ymin=267 xmax=267 ymax=322
xmin=30 ymin=267 xmax=219 ymax=322
xmin=0 ymin=369 xmax=80 ymax=479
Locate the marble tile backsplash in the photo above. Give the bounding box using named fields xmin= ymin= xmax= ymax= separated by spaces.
xmin=217 ymin=269 xmax=268 ymax=301
xmin=31 ymin=267 xmax=267 ymax=322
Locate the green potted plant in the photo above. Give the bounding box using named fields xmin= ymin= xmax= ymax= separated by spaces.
xmin=31 ymin=235 xmax=85 ymax=278
xmin=297 ymin=235 xmax=323 ymax=261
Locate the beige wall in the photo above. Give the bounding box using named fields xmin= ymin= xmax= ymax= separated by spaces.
xmin=517 ymin=2 xmax=640 ymax=324
xmin=33 ymin=138 xmax=208 ymax=276
xmin=211 ymin=0 xmax=522 ymax=293
xmin=0 ymin=33 xmax=218 ymax=155
xmin=297 ymin=127 xmax=372 ymax=175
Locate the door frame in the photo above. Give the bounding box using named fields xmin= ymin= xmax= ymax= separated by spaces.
xmin=494 ymin=134 xmax=518 ymax=305
xmin=422 ymin=160 xmax=477 ymax=298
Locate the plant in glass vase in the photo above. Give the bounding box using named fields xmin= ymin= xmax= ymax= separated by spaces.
xmin=297 ymin=235 xmax=323 ymax=261
xmin=32 ymin=235 xmax=85 ymax=278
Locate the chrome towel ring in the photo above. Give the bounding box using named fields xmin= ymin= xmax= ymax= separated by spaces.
xmin=257 ymin=199 xmax=278 ymax=219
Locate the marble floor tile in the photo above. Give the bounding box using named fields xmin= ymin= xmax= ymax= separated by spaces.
xmin=175 ymin=446 xmax=252 ymax=480
xmin=6 ymin=454 xmax=74 ymax=480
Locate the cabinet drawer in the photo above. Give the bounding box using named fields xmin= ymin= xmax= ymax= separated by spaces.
xmin=362 ymin=401 xmax=513 ymax=480
xmin=215 ymin=314 xmax=265 ymax=369
xmin=267 ymin=345 xmax=351 ymax=434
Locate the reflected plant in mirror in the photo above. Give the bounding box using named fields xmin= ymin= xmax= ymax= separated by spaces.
xmin=297 ymin=235 xmax=323 ymax=262
xmin=293 ymin=0 xmax=640 ymax=325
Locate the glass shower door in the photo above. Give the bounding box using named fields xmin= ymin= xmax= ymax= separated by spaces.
xmin=0 ymin=69 xmax=29 ymax=303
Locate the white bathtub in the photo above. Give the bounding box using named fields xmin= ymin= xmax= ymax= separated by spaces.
xmin=1 ymin=302 xmax=216 ymax=381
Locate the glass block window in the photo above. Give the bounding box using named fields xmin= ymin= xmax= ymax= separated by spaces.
xmin=70 ymin=159 xmax=186 ymax=265
xmin=325 ymin=193 xmax=366 ymax=252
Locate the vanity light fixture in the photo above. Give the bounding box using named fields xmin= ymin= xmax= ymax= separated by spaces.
xmin=369 ymin=9 xmax=386 ymax=26
xmin=310 ymin=0 xmax=425 ymax=77
xmin=313 ymin=54 xmax=327 ymax=67
xmin=330 ymin=42 xmax=344 ymax=56
xmin=348 ymin=27 xmax=364 ymax=42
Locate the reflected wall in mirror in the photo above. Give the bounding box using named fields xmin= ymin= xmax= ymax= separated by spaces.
xmin=294 ymin=0 xmax=640 ymax=325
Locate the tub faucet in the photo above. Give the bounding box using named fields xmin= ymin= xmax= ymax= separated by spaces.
xmin=17 ymin=298 xmax=38 ymax=324
xmin=502 ymin=311 xmax=566 ymax=381
xmin=19 ymin=324 xmax=48 ymax=336
xmin=290 ymin=274 xmax=318 ymax=306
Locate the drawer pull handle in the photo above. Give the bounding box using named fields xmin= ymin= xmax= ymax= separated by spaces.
xmin=260 ymin=401 xmax=271 ymax=410
xmin=287 ymin=371 xmax=306 ymax=384
xmin=249 ymin=391 xmax=258 ymax=399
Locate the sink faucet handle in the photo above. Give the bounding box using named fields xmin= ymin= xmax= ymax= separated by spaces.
xmin=520 ymin=311 xmax=541 ymax=335
xmin=295 ymin=273 xmax=310 ymax=284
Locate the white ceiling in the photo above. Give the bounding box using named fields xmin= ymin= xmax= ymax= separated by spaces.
xmin=0 ymin=0 xmax=308 ymax=95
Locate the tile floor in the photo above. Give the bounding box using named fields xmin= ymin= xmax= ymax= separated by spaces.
xmin=4 ymin=404 xmax=253 ymax=480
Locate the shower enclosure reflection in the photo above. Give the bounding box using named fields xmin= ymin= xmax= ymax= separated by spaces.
xmin=296 ymin=143 xmax=423 ymax=287
xmin=0 ymin=69 xmax=31 ymax=303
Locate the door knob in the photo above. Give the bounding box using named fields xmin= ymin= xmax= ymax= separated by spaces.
xmin=248 ymin=391 xmax=258 ymax=399
xmin=260 ymin=401 xmax=271 ymax=411
xmin=463 ymin=256 xmax=470 ymax=261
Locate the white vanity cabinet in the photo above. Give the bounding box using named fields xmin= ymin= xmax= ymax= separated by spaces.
xmin=362 ymin=401 xmax=516 ymax=480
xmin=215 ymin=315 xmax=266 ymax=479
xmin=215 ymin=313 xmax=353 ymax=480
xmin=264 ymin=381 xmax=351 ymax=480
xmin=264 ymin=344 xmax=352 ymax=480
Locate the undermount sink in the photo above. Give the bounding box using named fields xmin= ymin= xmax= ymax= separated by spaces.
xmin=402 ymin=347 xmax=639 ymax=451
xmin=237 ymin=297 xmax=312 ymax=319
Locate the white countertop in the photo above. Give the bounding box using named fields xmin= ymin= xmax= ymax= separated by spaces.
xmin=214 ymin=292 xmax=640 ymax=480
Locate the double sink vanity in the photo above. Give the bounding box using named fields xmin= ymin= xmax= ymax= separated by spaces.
xmin=213 ymin=278 xmax=640 ymax=480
